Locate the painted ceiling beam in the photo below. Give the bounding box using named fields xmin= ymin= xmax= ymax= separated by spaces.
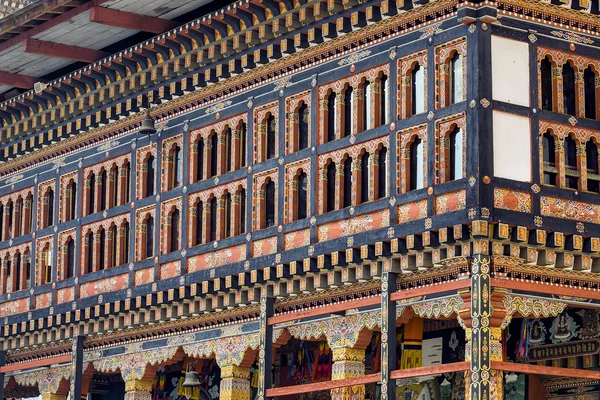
xmin=0 ymin=71 xmax=38 ymax=89
xmin=89 ymin=6 xmax=179 ymax=34
xmin=23 ymin=38 xmax=110 ymax=63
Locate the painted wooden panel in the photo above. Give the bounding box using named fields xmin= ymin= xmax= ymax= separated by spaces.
xmin=253 ymin=236 xmax=278 ymax=258
xmin=284 ymin=229 xmax=311 ymax=251
xmin=134 ymin=267 xmax=155 ymax=286
xmin=397 ymin=200 xmax=428 ymax=224
xmin=187 ymin=244 xmax=246 ymax=273
xmin=79 ymin=274 xmax=129 ymax=298
xmin=0 ymin=297 xmax=28 ymax=317
xmin=494 ymin=188 xmax=532 ymax=213
xmin=541 ymin=196 xmax=600 ymax=223
xmin=317 ymin=209 xmax=389 ymax=242
xmin=435 ymin=190 xmax=466 ymax=215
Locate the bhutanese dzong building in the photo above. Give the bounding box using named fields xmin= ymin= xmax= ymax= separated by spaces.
xmin=1 ymin=0 xmax=600 ymax=399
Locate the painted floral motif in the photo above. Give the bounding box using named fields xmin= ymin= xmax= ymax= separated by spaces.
xmin=79 ymin=274 xmax=128 ymax=298
xmin=252 ymin=236 xmax=278 ymax=257
xmin=540 ymin=196 xmax=600 ymax=224
xmin=494 ymin=188 xmax=532 ymax=213
xmin=94 ymin=344 xmax=179 ymax=381
xmin=0 ymin=298 xmax=28 ymax=317
xmin=411 ymin=296 xmax=463 ymax=319
xmin=338 ymin=50 xmax=372 ymax=66
xmin=284 ymin=229 xmax=310 ymax=250
xmin=187 ymin=244 xmax=245 ymax=273
xmin=205 ymin=100 xmax=233 ymax=115
xmin=435 ymin=190 xmax=466 ymax=215
xmin=397 ymin=200 xmax=428 ymax=224
xmin=551 ymin=30 xmax=594 ymax=44
xmin=317 ymin=210 xmax=389 ymax=242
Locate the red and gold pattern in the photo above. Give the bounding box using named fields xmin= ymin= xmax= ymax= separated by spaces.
xmin=493 ymin=188 xmax=532 ymax=213
xmin=435 ymin=190 xmax=466 ymax=215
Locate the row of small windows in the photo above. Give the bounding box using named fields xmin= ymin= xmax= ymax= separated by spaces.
xmin=0 ymin=196 xmax=34 ymax=240
xmin=542 ymin=131 xmax=600 ymax=192
xmin=84 ymin=162 xmax=131 ymax=217
xmin=540 ymin=56 xmax=599 ymax=119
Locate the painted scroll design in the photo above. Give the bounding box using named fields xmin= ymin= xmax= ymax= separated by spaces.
xmin=501 ymin=294 xmax=568 ymax=330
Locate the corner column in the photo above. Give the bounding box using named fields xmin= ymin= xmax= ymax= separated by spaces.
xmin=220 ymin=365 xmax=252 ymax=400
xmin=124 ymin=380 xmax=153 ymax=400
xmin=380 ymin=272 xmax=397 ymax=400
xmin=330 ymin=347 xmax=365 ymax=400
xmin=464 ymin=254 xmax=505 ymax=400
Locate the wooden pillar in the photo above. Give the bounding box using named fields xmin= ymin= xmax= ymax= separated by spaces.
xmin=231 ymin=194 xmax=241 ymax=237
xmin=353 ymin=87 xmax=364 ymax=135
xmin=216 ymin=198 xmax=226 ymax=240
xmin=331 ymin=347 xmax=366 ymax=400
xmin=578 ymin=143 xmax=587 ymax=192
xmin=22 ymin=197 xmax=32 ymax=234
xmin=106 ymin=169 xmax=116 ymax=209
xmin=335 ymin=163 xmax=344 ymax=210
xmin=289 ymin=111 xmax=299 ymax=152
xmin=220 ymin=366 xmax=252 ymax=400
xmin=371 ymin=154 xmax=379 ymax=201
xmin=106 ymin=229 xmax=114 ymax=268
xmin=71 ymin=336 xmax=85 ymax=400
xmin=401 ymin=75 xmax=412 ymax=119
xmin=81 ymin=235 xmax=90 ymax=275
xmin=257 ymin=124 xmax=266 ymax=162
xmin=138 ymin=160 xmax=148 ymax=200
xmin=335 ymin=91 xmax=344 ymax=140
xmin=13 ymin=200 xmax=21 ymax=237
xmin=189 ymin=141 xmax=199 ymax=183
xmin=202 ymin=202 xmax=211 ymax=243
xmin=164 ymin=150 xmax=173 ymax=191
xmin=0 ymin=259 xmax=7 ymax=294
xmin=203 ymin=137 xmax=212 ymax=179
xmin=118 ymin=165 xmax=127 ymax=206
xmin=595 ymin=75 xmax=600 ymax=119
xmin=188 ymin=205 xmax=198 ymax=247
xmin=93 ymin=231 xmax=101 ymax=272
xmin=2 ymin=204 xmax=9 ymax=240
xmin=380 ymin=272 xmax=397 ymax=400
xmin=124 ymin=380 xmax=153 ymax=400
xmin=556 ymin=139 xmax=566 ymax=189
xmin=440 ymin=63 xmax=450 ymax=108
xmin=351 ymin=158 xmax=361 ymax=206
xmin=116 ymin=226 xmax=126 ymax=266
xmin=553 ymin=66 xmax=563 ymax=114
xmin=83 ymin=177 xmax=92 ymax=215
xmin=464 ymin=254 xmax=505 ymax=400
xmin=319 ymin=168 xmax=328 ymax=215
xmin=319 ymin=98 xmax=329 ymax=144
xmin=288 ymin=178 xmax=298 ymax=222
xmin=217 ymin=131 xmax=227 ymax=175
xmin=256 ymin=188 xmax=266 ymax=230
xmin=232 ymin=128 xmax=241 ymax=171
xmin=18 ymin=253 xmax=27 ymax=290
xmin=94 ymin=177 xmax=103 ymax=213
xmin=372 ymin=82 xmax=381 ymax=128
xmin=257 ymin=297 xmax=274 ymax=400
xmin=163 ymin=213 xmax=172 ymax=254
xmin=576 ymin=71 xmax=585 ymax=118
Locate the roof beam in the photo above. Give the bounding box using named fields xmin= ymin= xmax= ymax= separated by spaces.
xmin=23 ymin=38 xmax=110 ymax=63
xmin=0 ymin=71 xmax=38 ymax=89
xmin=89 ymin=6 xmax=178 ymax=34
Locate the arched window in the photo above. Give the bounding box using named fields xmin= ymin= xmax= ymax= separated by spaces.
xmin=224 ymin=194 xmax=232 ymax=238
xmin=265 ymin=180 xmax=276 ymax=228
xmin=380 ymin=74 xmax=388 ymax=126
xmin=173 ymin=145 xmax=182 ymax=188
xmin=123 ymin=162 xmax=131 ymax=204
xmin=47 ymin=189 xmax=54 ymax=227
xmin=378 ymin=148 xmax=388 ymax=199
xmin=170 ymin=209 xmax=180 ymax=252
xmin=195 ymin=201 xmax=203 ymax=245
xmin=564 ymin=135 xmax=579 ymax=189
xmin=240 ymin=123 xmax=247 ymax=168
xmin=266 ymin=115 xmax=276 ymax=160
xmin=66 ymin=239 xmax=75 ymax=279
xmin=361 ymin=152 xmax=370 ymax=204
xmin=89 ymin=174 xmax=96 ymax=213
xmin=410 ymin=138 xmax=424 ymax=191
xmin=86 ymin=231 xmax=93 ymax=273
xmin=298 ymin=103 xmax=309 ymax=150
xmin=587 ymin=141 xmax=600 ymax=193
xmin=111 ymin=225 xmax=117 ymax=268
xmin=123 ymin=222 xmax=130 ymax=264
xmin=69 ymin=182 xmax=77 ymax=220
xmin=412 ymin=64 xmax=425 ymax=115
xmin=326 ymin=163 xmax=336 ymax=212
xmin=343 ymin=157 xmax=352 ymax=208
xmin=240 ymin=188 xmax=246 ymax=234
xmin=210 ymin=133 xmax=218 ymax=177
xmin=542 ymin=132 xmax=557 ymax=186
xmin=98 ymin=229 xmax=106 ymax=270
xmin=146 ymin=155 xmax=155 ymax=197
xmin=225 ymin=128 xmax=232 ymax=173
xmin=585 ymin=67 xmax=596 ymax=120
xmin=450 ymin=53 xmax=463 ymax=104
xmin=145 ymin=217 xmax=154 ymax=259
xmin=210 ymin=197 xmax=217 ymax=242
xmin=449 ymin=127 xmax=464 ymax=181
xmin=363 ymin=81 xmax=371 ymax=132
xmin=297 ymin=171 xmax=308 ymax=220
xmin=100 ymin=170 xmax=107 ymax=211
xmin=343 ymin=87 xmax=353 ymax=138
xmin=327 ymin=92 xmax=336 ymax=142
xmin=563 ymin=62 xmax=576 ymax=115
xmin=196 ymin=138 xmax=204 ymax=182
xmin=541 ymin=56 xmax=554 ymax=111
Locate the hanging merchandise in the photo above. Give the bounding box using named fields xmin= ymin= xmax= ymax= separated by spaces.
xmin=312 ymin=341 xmax=332 ymax=381
xmin=400 ymin=317 xmax=424 ymax=370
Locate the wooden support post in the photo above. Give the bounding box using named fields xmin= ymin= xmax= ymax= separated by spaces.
xmin=380 ymin=272 xmax=397 ymax=400
xmin=71 ymin=336 xmax=84 ymax=400
xmin=257 ymin=297 xmax=274 ymax=400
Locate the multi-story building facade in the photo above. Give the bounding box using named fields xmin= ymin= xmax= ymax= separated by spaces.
xmin=1 ymin=0 xmax=600 ymax=399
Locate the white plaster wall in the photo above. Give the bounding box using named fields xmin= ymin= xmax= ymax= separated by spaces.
xmin=491 ymin=35 xmax=530 ymax=107
xmin=493 ymin=110 xmax=531 ymax=182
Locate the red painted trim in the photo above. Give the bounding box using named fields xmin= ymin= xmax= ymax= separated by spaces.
xmin=89 ymin=7 xmax=178 ymax=34
xmin=268 ymin=296 xmax=381 ymax=325
xmin=389 ymin=361 xmax=469 ymax=380
xmin=0 ymin=71 xmax=37 ymax=89
xmin=23 ymin=38 xmax=110 ymax=63
xmin=265 ymin=373 xmax=380 ymax=397
xmin=491 ymin=278 xmax=600 ymax=301
xmin=492 ymin=360 xmax=600 ymax=379
xmin=0 ymin=354 xmax=71 ymax=373
xmin=390 ymin=279 xmax=470 ymax=301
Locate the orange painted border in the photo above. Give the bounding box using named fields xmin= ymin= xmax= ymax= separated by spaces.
xmin=0 ymin=354 xmax=71 ymax=373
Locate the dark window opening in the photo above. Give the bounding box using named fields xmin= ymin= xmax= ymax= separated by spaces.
xmin=410 ymin=139 xmax=424 ymax=191
xmin=343 ymin=158 xmax=352 ymax=208
xmin=266 ymin=115 xmax=277 ymax=160
xmin=171 ymin=209 xmax=180 ymax=252
xmin=146 ymin=217 xmax=154 ymax=259
xmin=297 ymin=171 xmax=308 ymax=220
xmin=210 ymin=197 xmax=217 ymax=242
xmin=585 ymin=67 xmax=596 ymax=120
xmin=587 ymin=141 xmax=599 ymax=193
xmin=564 ymin=135 xmax=579 ymax=189
xmin=210 ymin=134 xmax=218 ymax=177
xmin=327 ymin=93 xmax=336 ymax=143
xmin=265 ymin=180 xmax=276 ymax=228
xmin=378 ymin=148 xmax=388 ymax=198
xmin=563 ymin=62 xmax=577 ymax=116
xmin=146 ymin=155 xmax=155 ymax=197
xmin=542 ymin=132 xmax=557 ymax=186
xmin=343 ymin=87 xmax=353 ymax=138
xmin=298 ymin=103 xmax=309 ymax=150
xmin=361 ymin=153 xmax=370 ymax=204
xmin=326 ymin=163 xmax=336 ymax=212
xmin=541 ymin=57 xmax=554 ymax=112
